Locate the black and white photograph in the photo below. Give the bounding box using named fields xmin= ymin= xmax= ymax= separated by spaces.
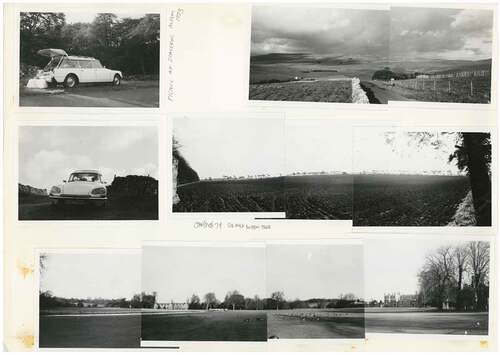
xmin=353 ymin=129 xmax=492 ymax=227
xmin=380 ymin=7 xmax=493 ymax=104
xmin=38 ymin=251 xmax=142 ymax=348
xmin=141 ymin=243 xmax=267 ymax=342
xmin=266 ymin=243 xmax=364 ymax=339
xmin=285 ymin=120 xmax=352 ymax=220
xmin=172 ymin=117 xmax=285 ymax=213
xmin=20 ymin=11 xmax=160 ymax=107
xmin=365 ymin=238 xmax=490 ymax=335
xmin=249 ymin=6 xmax=389 ymax=104
xmin=19 ymin=125 xmax=158 ymax=220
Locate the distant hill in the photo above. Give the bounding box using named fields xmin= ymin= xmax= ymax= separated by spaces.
xmin=251 ymin=53 xmax=361 ymax=66
xmin=19 ymin=183 xmax=47 ymax=196
xmin=388 ymin=58 xmax=492 ymax=75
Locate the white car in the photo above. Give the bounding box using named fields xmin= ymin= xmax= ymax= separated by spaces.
xmin=49 ymin=170 xmax=108 ymax=207
xmin=32 ymin=48 xmax=122 ymax=88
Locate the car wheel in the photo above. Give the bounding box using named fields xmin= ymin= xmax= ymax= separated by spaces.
xmin=64 ymin=74 xmax=78 ymax=88
xmin=112 ymin=74 xmax=121 ymax=86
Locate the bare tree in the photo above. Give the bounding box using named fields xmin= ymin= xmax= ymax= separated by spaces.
xmin=467 ymin=241 xmax=490 ymax=310
xmin=453 ymin=245 xmax=468 ymax=311
xmin=271 ymin=291 xmax=285 ymax=310
xmin=203 ymin=292 xmax=217 ymax=310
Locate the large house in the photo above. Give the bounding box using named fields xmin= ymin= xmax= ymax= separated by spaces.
xmin=383 ymin=292 xmax=418 ymax=307
xmin=154 ymin=300 xmax=188 ymax=310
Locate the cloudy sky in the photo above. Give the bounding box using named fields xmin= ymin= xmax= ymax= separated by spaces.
xmin=19 ymin=126 xmax=158 ymax=191
xmin=40 ymin=252 xmax=141 ymax=299
xmin=267 ymin=243 xmax=363 ymax=300
xmin=174 ymin=117 xmax=285 ymax=179
xmin=286 ymin=120 xmax=352 ymax=174
xmin=142 ymin=245 xmax=266 ymax=303
xmin=390 ymin=7 xmax=493 ymax=61
xmin=353 ymin=129 xmax=462 ymax=174
xmin=251 ymin=6 xmax=389 ymax=59
xmin=64 ymin=11 xmax=147 ymax=24
xmin=365 ymin=239 xmax=469 ymax=301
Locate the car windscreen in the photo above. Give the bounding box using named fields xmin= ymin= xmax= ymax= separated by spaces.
xmin=43 ymin=56 xmax=62 ymax=71
xmin=69 ymin=173 xmax=100 ymax=182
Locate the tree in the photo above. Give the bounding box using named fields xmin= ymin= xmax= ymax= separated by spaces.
xmin=203 ymin=292 xmax=218 ymax=310
xmin=224 ymin=290 xmax=245 ymax=310
xmin=270 ymin=291 xmax=285 ymax=310
xmin=453 ymin=245 xmax=468 ymax=311
xmin=467 ymin=241 xmax=490 ymax=311
xmin=188 ymin=294 xmax=201 ymax=309
xmin=449 ymin=133 xmax=492 ymax=226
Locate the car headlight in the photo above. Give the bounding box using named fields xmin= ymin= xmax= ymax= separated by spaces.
xmin=50 ymin=186 xmax=61 ymax=195
xmin=91 ymin=187 xmax=106 ymax=195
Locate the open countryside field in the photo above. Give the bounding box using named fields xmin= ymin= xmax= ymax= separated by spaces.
xmin=174 ymin=175 xmax=352 ymax=219
xmin=249 ymin=80 xmax=352 ymax=103
xmin=39 ymin=308 xmax=141 ymax=348
xmin=285 ymin=175 xmax=352 ymax=220
xmin=371 ymin=76 xmax=491 ymax=103
xmin=365 ymin=308 xmax=488 ymax=335
xmin=353 ymin=174 xmax=471 ymax=226
xmin=267 ymin=308 xmax=364 ymax=339
xmin=141 ymin=310 xmax=267 ymax=342
xmin=174 ymin=178 xmax=285 ymax=213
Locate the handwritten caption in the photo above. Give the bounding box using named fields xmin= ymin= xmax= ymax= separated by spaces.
xmin=167 ymin=8 xmax=184 ymax=102
xmin=193 ymin=221 xmax=272 ymax=231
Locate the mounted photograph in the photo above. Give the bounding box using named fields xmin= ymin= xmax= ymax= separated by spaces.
xmin=266 ymin=242 xmax=364 ymax=339
xmin=249 ymin=6 xmax=389 ymax=104
xmin=38 ymin=251 xmax=142 ymax=348
xmin=141 ymin=243 xmax=267 ymax=342
xmin=285 ymin=119 xmax=352 ymax=220
xmin=19 ymin=125 xmax=158 ymax=220
xmin=172 ymin=116 xmax=285 ymax=214
xmin=353 ymin=129 xmax=492 ymax=227
xmin=379 ymin=7 xmax=493 ymax=104
xmin=20 ymin=11 xmax=160 ymax=107
xmin=365 ymin=238 xmax=490 ymax=335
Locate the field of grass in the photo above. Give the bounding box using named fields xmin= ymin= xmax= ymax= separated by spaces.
xmin=39 ymin=308 xmax=141 ymax=348
xmin=353 ymin=174 xmax=471 ymax=226
xmin=267 ymin=308 xmax=365 ymax=339
xmin=377 ymin=76 xmax=491 ymax=103
xmin=365 ymin=309 xmax=488 ymax=335
xmin=285 ymin=175 xmax=352 ymax=219
xmin=249 ymin=80 xmax=352 ymax=102
xmin=141 ymin=310 xmax=267 ymax=342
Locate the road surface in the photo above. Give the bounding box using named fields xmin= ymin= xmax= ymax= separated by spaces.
xmin=20 ymin=80 xmax=159 ymax=107
xmin=19 ymin=199 xmax=158 ymax=220
xmin=360 ymin=81 xmax=414 ymax=104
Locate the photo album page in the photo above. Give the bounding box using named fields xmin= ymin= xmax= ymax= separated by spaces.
xmin=2 ymin=1 xmax=498 ymax=352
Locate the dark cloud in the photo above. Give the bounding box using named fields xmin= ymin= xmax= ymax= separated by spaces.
xmin=390 ymin=7 xmax=493 ymax=60
xmin=251 ymin=6 xmax=390 ymax=59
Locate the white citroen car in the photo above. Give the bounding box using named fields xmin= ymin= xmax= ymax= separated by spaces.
xmin=49 ymin=170 xmax=108 ymax=207
xmin=32 ymin=48 xmax=122 ymax=88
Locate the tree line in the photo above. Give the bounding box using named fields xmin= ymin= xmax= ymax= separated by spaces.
xmin=186 ymin=290 xmax=363 ymax=310
xmin=20 ymin=12 xmax=160 ymax=78
xmin=39 ymin=291 xmax=157 ymax=309
xmin=418 ymin=241 xmax=489 ymax=311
